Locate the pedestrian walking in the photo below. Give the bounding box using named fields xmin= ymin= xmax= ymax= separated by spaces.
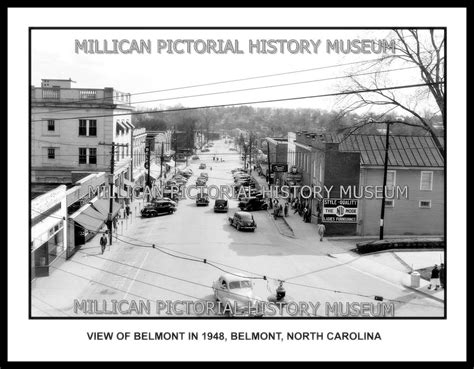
xmin=439 ymin=263 xmax=446 ymax=288
xmin=100 ymin=232 xmax=108 ymax=254
xmin=125 ymin=204 xmax=130 ymax=218
xmin=119 ymin=206 xmax=125 ymax=219
xmin=112 ymin=216 xmax=118 ymax=233
xmin=428 ymin=264 xmax=441 ymax=290
xmin=279 ymin=203 xmax=283 ymax=216
xmin=302 ymin=207 xmax=308 ymax=222
xmin=317 ymin=222 xmax=326 ymax=242
xmin=284 ymin=202 xmax=289 ymax=217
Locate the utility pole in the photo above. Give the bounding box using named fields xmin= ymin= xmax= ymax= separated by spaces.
xmin=108 ymin=144 xmax=115 ymax=246
xmin=380 ymin=122 xmax=391 ymax=240
xmin=266 ymin=139 xmax=272 ymax=185
xmin=174 ymin=126 xmax=178 ymax=175
xmin=159 ymin=141 xmax=164 ymax=180
xmin=249 ymin=132 xmax=252 ymax=173
xmin=99 ymin=142 xmax=129 ymax=245
xmin=144 ymin=140 xmax=152 ymax=201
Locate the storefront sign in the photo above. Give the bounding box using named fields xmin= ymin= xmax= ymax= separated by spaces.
xmin=271 ymin=163 xmax=288 ymax=172
xmin=322 ymin=199 xmax=358 ymax=223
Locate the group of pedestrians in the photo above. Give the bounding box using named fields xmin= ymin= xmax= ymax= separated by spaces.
xmin=99 ymin=203 xmax=132 ymax=254
xmin=291 ymin=198 xmax=312 ymax=223
xmin=428 ymin=263 xmax=446 ymax=290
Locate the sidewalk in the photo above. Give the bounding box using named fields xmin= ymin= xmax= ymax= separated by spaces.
xmin=251 ymin=171 xmax=354 ymax=254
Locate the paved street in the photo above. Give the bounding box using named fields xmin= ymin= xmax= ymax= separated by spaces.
xmin=32 ymin=139 xmax=444 ymax=318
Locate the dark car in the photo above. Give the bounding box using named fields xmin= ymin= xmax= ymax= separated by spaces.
xmin=141 ymin=202 xmax=176 ymax=217
xmin=199 ymin=163 xmax=207 ymax=169
xmin=228 ymin=211 xmax=257 ymax=231
xmin=196 ymin=193 xmax=210 ymax=206
xmin=196 ymin=178 xmax=207 ymax=186
xmin=237 ymin=189 xmax=263 ymax=200
xmin=214 ymin=199 xmax=229 ymax=213
xmin=238 ymin=197 xmax=268 ymax=211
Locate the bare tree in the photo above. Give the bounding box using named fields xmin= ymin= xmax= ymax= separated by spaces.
xmin=337 ymin=29 xmax=445 ymax=158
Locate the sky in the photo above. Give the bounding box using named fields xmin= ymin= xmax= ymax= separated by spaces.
xmin=31 ymin=29 xmax=441 ymax=115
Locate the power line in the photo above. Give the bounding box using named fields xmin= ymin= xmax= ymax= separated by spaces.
xmin=31 ymin=209 xmax=444 ymax=309
xmin=31 ymin=82 xmax=442 ymax=122
xmin=31 ymin=56 xmax=405 ymax=112
xmin=33 ymin=66 xmax=419 ymax=115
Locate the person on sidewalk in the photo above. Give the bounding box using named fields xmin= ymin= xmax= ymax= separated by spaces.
xmin=440 ymin=263 xmax=446 ymax=289
xmin=284 ymin=202 xmax=289 ymax=217
xmin=317 ymin=222 xmax=326 ymax=242
xmin=100 ymin=232 xmax=108 ymax=254
xmin=428 ymin=265 xmax=441 ymax=290
xmin=125 ymin=204 xmax=130 ymax=218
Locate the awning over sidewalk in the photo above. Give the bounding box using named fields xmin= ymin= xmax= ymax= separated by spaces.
xmin=90 ymin=198 xmax=121 ymax=219
xmin=70 ymin=204 xmax=105 ymax=233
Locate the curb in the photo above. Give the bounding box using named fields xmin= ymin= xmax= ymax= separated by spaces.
xmin=404 ymin=285 xmax=445 ymax=303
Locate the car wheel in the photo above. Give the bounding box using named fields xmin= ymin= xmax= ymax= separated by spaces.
xmin=237 ymin=224 xmax=241 ymax=231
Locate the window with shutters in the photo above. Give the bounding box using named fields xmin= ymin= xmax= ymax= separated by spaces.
xmin=47 ymin=148 xmax=55 ymax=159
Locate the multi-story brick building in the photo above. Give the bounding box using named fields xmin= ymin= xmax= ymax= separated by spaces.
xmin=31 ymin=78 xmax=135 ymax=194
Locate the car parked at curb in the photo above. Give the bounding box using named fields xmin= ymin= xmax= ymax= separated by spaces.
xmin=238 ymin=197 xmax=268 ymax=211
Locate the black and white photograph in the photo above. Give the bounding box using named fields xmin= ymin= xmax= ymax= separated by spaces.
xmin=7 ymin=7 xmax=467 ymax=362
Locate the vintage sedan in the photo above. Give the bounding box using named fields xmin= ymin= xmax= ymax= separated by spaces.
xmin=141 ymin=202 xmax=176 ymax=217
xmin=196 ymin=193 xmax=210 ymax=206
xmin=212 ymin=274 xmax=264 ymax=317
xmin=238 ymin=197 xmax=268 ymax=211
xmin=199 ymin=163 xmax=207 ymax=169
xmin=228 ymin=211 xmax=257 ymax=231
xmin=213 ymin=199 xmax=229 ymax=213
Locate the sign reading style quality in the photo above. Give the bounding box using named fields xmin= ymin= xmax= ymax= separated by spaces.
xmin=322 ymin=199 xmax=358 ymax=223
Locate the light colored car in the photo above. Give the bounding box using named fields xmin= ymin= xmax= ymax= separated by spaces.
xmin=212 ymin=274 xmax=264 ymax=317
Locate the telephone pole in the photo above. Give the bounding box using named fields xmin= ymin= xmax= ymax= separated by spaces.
xmin=99 ymin=142 xmax=129 ymax=245
xmin=249 ymin=132 xmax=252 ymax=173
xmin=266 ymin=140 xmax=272 ymax=185
xmin=159 ymin=141 xmax=164 ymax=180
xmin=380 ymin=122 xmax=391 ymax=240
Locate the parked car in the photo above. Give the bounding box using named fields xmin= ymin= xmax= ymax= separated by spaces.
xmin=192 ymin=155 xmax=199 ymax=160
xmin=214 ymin=199 xmax=229 ymax=213
xmin=178 ymin=171 xmax=192 ymax=179
xmin=196 ymin=193 xmax=209 ymax=206
xmin=141 ymin=202 xmax=176 ymax=217
xmin=212 ymin=274 xmax=263 ymax=317
xmin=228 ymin=211 xmax=257 ymax=231
xmin=238 ymin=197 xmax=268 ymax=211
xmin=237 ymin=189 xmax=263 ymax=200
xmin=199 ymin=163 xmax=207 ymax=169
xmin=196 ymin=178 xmax=207 ymax=187
xmin=229 ymin=148 xmax=237 ymax=151
xmin=151 ymin=198 xmax=177 ymax=207
xmin=200 ymin=172 xmax=209 ymax=179
xmin=201 ymin=148 xmax=210 ymax=152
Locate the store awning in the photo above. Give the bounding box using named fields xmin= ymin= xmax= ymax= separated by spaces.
xmin=70 ymin=205 xmax=105 ymax=233
xmin=90 ymin=198 xmax=121 ymax=218
xmin=116 ymin=121 xmax=127 ymax=131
